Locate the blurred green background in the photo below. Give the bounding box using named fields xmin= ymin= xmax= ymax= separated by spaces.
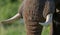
xmin=0 ymin=0 xmax=50 ymax=35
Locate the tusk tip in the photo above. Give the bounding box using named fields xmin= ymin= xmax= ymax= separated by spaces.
xmin=39 ymin=22 xmax=49 ymax=26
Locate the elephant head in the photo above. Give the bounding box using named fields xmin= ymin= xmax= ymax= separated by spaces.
xmin=0 ymin=0 xmax=56 ymax=35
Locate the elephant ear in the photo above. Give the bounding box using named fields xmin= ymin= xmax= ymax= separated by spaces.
xmin=43 ymin=0 xmax=55 ymax=19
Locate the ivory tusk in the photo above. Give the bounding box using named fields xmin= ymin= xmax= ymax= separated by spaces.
xmin=39 ymin=14 xmax=53 ymax=26
xmin=1 ymin=13 xmax=20 ymax=23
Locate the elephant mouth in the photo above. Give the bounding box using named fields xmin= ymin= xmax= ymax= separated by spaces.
xmin=39 ymin=14 xmax=53 ymax=26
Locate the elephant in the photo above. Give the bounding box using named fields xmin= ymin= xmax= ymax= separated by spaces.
xmin=1 ymin=0 xmax=60 ymax=35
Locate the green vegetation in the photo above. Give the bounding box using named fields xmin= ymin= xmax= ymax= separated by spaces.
xmin=0 ymin=0 xmax=26 ymax=35
xmin=0 ymin=0 xmax=50 ymax=35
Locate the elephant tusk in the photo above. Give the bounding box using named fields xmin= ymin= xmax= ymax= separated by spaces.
xmin=39 ymin=14 xmax=53 ymax=26
xmin=1 ymin=13 xmax=21 ymax=24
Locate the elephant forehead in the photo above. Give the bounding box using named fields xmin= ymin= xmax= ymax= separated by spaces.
xmin=23 ymin=0 xmax=46 ymax=22
xmin=23 ymin=8 xmax=45 ymax=22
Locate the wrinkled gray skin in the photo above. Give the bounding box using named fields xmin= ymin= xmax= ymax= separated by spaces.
xmin=1 ymin=0 xmax=60 ymax=35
